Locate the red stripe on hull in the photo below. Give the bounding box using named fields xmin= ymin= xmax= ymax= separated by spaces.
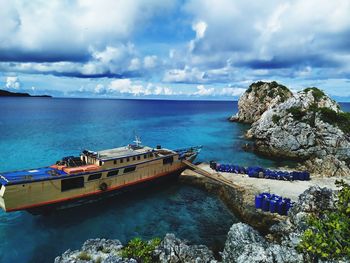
xmin=7 ymin=167 xmax=184 ymax=212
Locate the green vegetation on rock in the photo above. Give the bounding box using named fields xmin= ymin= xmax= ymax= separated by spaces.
xmin=286 ymin=106 xmax=306 ymax=121
xmin=120 ymin=237 xmax=161 ymax=263
xmin=304 ymin=87 xmax=326 ymax=102
xmin=318 ymin=108 xmax=350 ymax=134
xmin=77 ymin=251 xmax=92 ymax=261
xmin=247 ymin=81 xmax=291 ymax=103
xmin=297 ymin=180 xmax=350 ymax=262
xmin=272 ymin=114 xmax=281 ymax=124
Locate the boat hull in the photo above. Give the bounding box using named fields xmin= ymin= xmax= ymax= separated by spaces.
xmin=27 ymin=169 xmax=182 ymax=215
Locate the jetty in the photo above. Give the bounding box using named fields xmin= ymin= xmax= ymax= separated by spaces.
xmin=182 ymin=160 xmax=242 ymax=189
xmin=181 ymin=161 xmax=347 ymax=201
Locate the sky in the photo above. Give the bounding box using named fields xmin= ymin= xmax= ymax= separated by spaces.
xmin=0 ymin=0 xmax=350 ymax=100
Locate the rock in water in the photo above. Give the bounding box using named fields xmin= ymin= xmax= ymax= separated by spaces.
xmin=234 ymin=82 xmax=350 ymax=177
xmin=230 ymin=81 xmax=292 ymax=123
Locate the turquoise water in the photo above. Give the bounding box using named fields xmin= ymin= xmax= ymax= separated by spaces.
xmin=2 ymin=97 xmax=347 ymax=262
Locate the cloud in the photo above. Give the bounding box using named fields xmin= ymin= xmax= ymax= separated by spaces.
xmin=5 ymin=76 xmax=21 ymax=89
xmin=143 ymin=56 xmax=158 ymax=69
xmin=163 ymin=66 xmax=205 ymax=83
xmin=0 ymin=0 xmax=175 ymax=62
xmin=194 ymin=85 xmax=214 ymax=96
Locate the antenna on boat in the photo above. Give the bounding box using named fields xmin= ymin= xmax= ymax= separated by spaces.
xmin=133 ymin=135 xmax=142 ymax=147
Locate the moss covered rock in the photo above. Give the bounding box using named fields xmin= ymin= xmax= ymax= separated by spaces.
xmin=230 ymin=81 xmax=293 ymax=123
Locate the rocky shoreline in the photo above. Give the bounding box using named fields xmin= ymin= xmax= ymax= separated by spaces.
xmin=56 ymin=182 xmax=342 ymax=263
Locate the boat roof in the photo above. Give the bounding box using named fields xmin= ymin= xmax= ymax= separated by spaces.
xmin=96 ymin=145 xmax=169 ymax=161
xmin=0 ymin=167 xmax=67 ymax=185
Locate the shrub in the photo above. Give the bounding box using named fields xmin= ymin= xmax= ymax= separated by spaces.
xmin=272 ymin=114 xmax=281 ymax=124
xmin=318 ymin=108 xmax=350 ymax=134
xmin=297 ymin=180 xmax=350 ymax=261
xmin=286 ymin=106 xmax=306 ymax=121
xmin=77 ymin=251 xmax=92 ymax=261
xmin=120 ymin=237 xmax=161 ymax=263
xmin=304 ymin=87 xmax=326 ymax=102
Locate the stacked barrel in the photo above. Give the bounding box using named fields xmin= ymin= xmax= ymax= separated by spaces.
xmin=255 ymin=193 xmax=293 ymax=215
xmin=209 ymin=161 xmax=310 ymax=181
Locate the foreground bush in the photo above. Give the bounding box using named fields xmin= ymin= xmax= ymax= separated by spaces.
xmin=120 ymin=237 xmax=161 ymax=263
xmin=297 ymin=180 xmax=350 ymax=262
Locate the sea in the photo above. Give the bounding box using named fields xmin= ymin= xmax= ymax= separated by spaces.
xmin=0 ymin=97 xmax=348 ymax=262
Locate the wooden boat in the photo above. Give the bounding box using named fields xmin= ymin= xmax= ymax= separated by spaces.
xmin=0 ymin=138 xmax=201 ymax=214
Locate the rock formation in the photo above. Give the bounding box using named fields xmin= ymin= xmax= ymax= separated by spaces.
xmin=56 ymin=186 xmax=346 ymax=262
xmin=233 ymin=82 xmax=350 ymax=177
xmin=229 ymin=81 xmax=292 ymax=123
xmin=222 ymin=185 xmax=340 ymax=263
xmin=55 ymin=234 xmax=216 ymax=263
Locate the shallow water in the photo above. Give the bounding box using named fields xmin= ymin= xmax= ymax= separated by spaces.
xmin=1 ymin=98 xmax=347 ymax=262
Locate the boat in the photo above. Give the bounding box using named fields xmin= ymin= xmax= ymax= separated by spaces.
xmin=0 ymin=137 xmax=201 ymax=214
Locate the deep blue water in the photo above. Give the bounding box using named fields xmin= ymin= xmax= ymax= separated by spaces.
xmin=1 ymin=98 xmax=349 ymax=262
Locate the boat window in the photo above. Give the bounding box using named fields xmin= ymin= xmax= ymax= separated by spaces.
xmin=61 ymin=177 xmax=84 ymax=191
xmin=124 ymin=166 xmax=136 ymax=173
xmin=137 ymin=156 xmax=140 ymax=160
xmin=99 ymin=160 xmax=103 ymax=166
xmin=88 ymin=173 xmax=102 ymax=181
xmin=113 ymin=160 xmax=117 ymax=165
xmin=120 ymin=158 xmax=123 ymax=163
xmin=107 ymin=170 xmax=119 ymax=177
xmin=144 ymin=154 xmax=147 ymax=159
xmin=126 ymin=157 xmax=130 ymax=162
xmin=163 ymin=156 xmax=174 ymax=165
xmin=149 ymin=153 xmax=153 ymax=158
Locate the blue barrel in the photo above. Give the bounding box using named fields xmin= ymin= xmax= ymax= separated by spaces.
xmin=298 ymin=172 xmax=305 ymax=181
xmin=262 ymin=198 xmax=270 ymax=211
xmin=269 ymin=199 xmax=277 ymax=213
xmin=255 ymin=195 xmax=263 ymax=209
xmin=291 ymin=172 xmax=298 ymax=180
xmin=285 ymin=202 xmax=293 ymax=214
xmin=304 ymin=171 xmax=310 ymax=180
xmin=277 ymin=201 xmax=287 ymax=215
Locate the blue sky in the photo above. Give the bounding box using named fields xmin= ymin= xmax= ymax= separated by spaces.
xmin=1 ymin=0 xmax=350 ymax=100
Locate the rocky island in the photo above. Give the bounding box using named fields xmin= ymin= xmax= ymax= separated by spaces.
xmin=55 ymin=81 xmax=350 ymax=263
xmin=0 ymin=89 xmax=51 ymax=97
xmin=231 ymin=81 xmax=350 ymax=177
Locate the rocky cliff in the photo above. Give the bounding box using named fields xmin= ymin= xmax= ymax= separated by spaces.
xmin=230 ymin=81 xmax=292 ymax=123
xmin=234 ymin=82 xmax=350 ymax=177
xmin=56 ymin=186 xmax=345 ymax=263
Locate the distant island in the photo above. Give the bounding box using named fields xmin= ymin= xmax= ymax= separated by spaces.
xmin=0 ymin=89 xmax=51 ymax=98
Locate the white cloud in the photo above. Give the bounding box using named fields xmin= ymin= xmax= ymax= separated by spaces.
xmin=194 ymin=85 xmax=214 ymax=96
xmin=108 ymin=79 xmax=164 ymax=96
xmin=220 ymin=87 xmax=246 ymax=96
xmin=193 ymin=21 xmax=207 ymax=39
xmin=163 ymin=66 xmax=205 ymax=83
xmin=94 ymin=83 xmax=105 ymax=94
xmin=5 ymin=76 xmax=21 ymax=89
xmin=128 ymin=58 xmax=141 ymax=71
xmin=143 ymin=55 xmax=157 ymax=69
xmin=0 ymin=0 xmax=175 ymax=58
